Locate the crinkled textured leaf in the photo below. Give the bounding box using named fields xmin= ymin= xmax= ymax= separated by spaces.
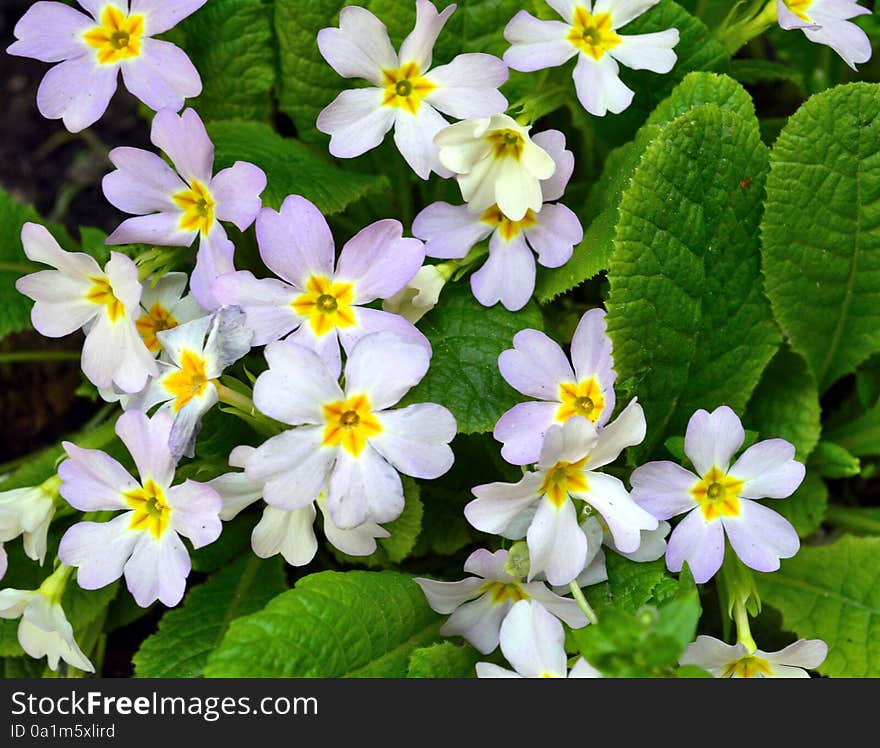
xmin=407 ymin=641 xmax=480 ymax=678
xmin=585 ymin=553 xmax=680 ymax=615
xmin=208 ymin=120 xmax=388 ymax=214
xmin=605 ymin=105 xmax=779 ymax=458
xmin=757 ymin=535 xmax=880 ymax=677
xmin=204 ymin=571 xmax=442 ymax=677
xmin=744 ymin=346 xmax=821 ymax=460
xmin=401 ymin=283 xmax=545 ymax=434
xmin=762 ymin=83 xmax=880 ymax=392
xmin=133 ymin=554 xmax=286 ymax=678
xmin=169 ymin=0 xmax=276 ymax=122
xmin=536 ymin=72 xmax=755 ymax=302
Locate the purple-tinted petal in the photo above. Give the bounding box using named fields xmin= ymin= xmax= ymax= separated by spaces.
xmin=19 ymin=222 xmax=99 ymax=278
xmin=327 ymin=446 xmax=403 ymax=529
xmin=317 ymin=87 xmax=395 ymax=159
xmin=124 ymin=530 xmax=190 ymax=607
xmin=525 ymin=203 xmax=581 ymax=268
xmin=729 ymin=439 xmax=805 ymax=499
xmin=17 ymin=271 xmax=94 ymax=337
xmin=286 ymin=323 xmax=343 ymax=379
xmin=121 ymin=38 xmax=201 ymax=112
xmin=527 ymin=496 xmax=587 ymax=586
xmin=441 ymin=593 xmax=508 ymax=654
xmin=190 ymin=231 xmax=234 ymax=311
xmin=150 ymin=107 xmax=214 ymax=185
xmin=665 ymin=508 xmax=725 ymax=583
xmin=499 ymin=599 xmax=568 ymax=677
xmin=58 ymin=514 xmax=137 ymax=589
xmin=684 ymin=405 xmax=745 ymax=476
xmin=398 ymin=0 xmax=456 ymax=71
xmin=7 ymin=2 xmax=94 ymax=63
xmin=502 ymin=11 xmax=576 ymax=72
xmin=130 ymin=0 xmax=207 ymax=35
xmin=498 ymin=328 xmax=574 ymax=400
xmin=610 ymin=30 xmax=679 ymax=73
xmin=339 ymin=306 xmax=431 ymax=357
xmin=572 ymin=53 xmax=633 ymax=117
xmin=580 ymin=471 xmax=658 ymax=554
xmin=212 ymin=271 xmax=299 ymax=346
xmin=59 ymin=442 xmax=137 ymax=511
xmin=537 ymin=417 xmax=598 ymax=470
xmin=804 ymin=18 xmax=872 ymax=70
xmin=412 ymin=201 xmax=491 ymax=260
xmin=531 ymin=129 xmax=575 ymax=203
xmin=463 ymin=548 xmax=513 ymax=581
xmin=316 ymin=5 xmax=397 ymax=85
xmin=425 ymin=54 xmax=509 ymax=119
xmin=211 ymin=161 xmax=266 ymax=231
xmin=583 ymin=398 xmax=645 ymax=470
xmin=256 ymin=196 xmax=334 ymax=287
xmin=371 ymin=404 xmax=456 ymax=479
xmin=471 ymin=232 xmax=536 ymax=311
xmin=630 ymin=460 xmax=699 ymax=520
xmin=414 ymin=577 xmax=485 ymax=614
xmin=722 ymin=499 xmax=800 ymax=574
xmin=466 ymin=473 xmax=544 ymax=535
xmin=36 ymin=55 xmax=118 ymax=133
xmin=167 ymin=479 xmax=222 ymax=548
xmin=115 ymin=410 xmax=175 ymax=487
xmin=343 ymin=331 xmax=431 ymax=410
xmin=493 ymin=401 xmax=560 ymax=467
xmin=569 ymin=308 xmax=615 ymax=392
xmin=81 ymin=313 xmax=157 ymax=393
xmin=104 ymin=146 xmax=187 ymax=214
xmin=106 ymin=211 xmax=193 ymax=247
xmin=393 ymin=103 xmax=450 ymax=180
xmin=336 ymin=219 xmax=425 ymax=303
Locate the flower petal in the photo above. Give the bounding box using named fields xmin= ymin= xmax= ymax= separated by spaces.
xmin=316 ymin=5 xmax=398 ymax=85
xmin=371 ymin=404 xmax=456 ymax=479
xmin=583 ymin=397 xmax=645 ymax=470
xmin=572 ymin=53 xmax=633 ymax=117
xmin=168 ymin=479 xmax=222 ymax=549
xmin=502 ymin=11 xmax=576 ymax=72
xmin=212 ymin=271 xmax=299 ymax=346
xmin=7 ymin=2 xmax=94 ymax=62
xmin=595 ymin=0 xmax=661 ymax=27
xmin=412 ymin=201 xmax=490 ymax=259
xmin=665 ymin=508 xmax=725 ymax=583
xmin=36 ymin=55 xmax=118 ymax=132
xmin=121 ymin=38 xmax=201 ymax=112
xmin=764 ymin=639 xmax=828 ymax=671
xmin=570 ymin=308 xmax=616 ymax=399
xmin=630 ymin=460 xmax=698 ymax=519
xmin=252 ymin=505 xmax=318 ymax=567
xmin=494 ymin=401 xmax=562 ymax=467
xmin=104 ymin=146 xmax=187 ymax=214
xmin=124 ymin=530 xmax=191 ymax=607
xmin=425 ymin=53 xmax=509 ymax=118
xmin=466 ymin=473 xmax=544 ymax=535
xmin=326 ymin=446 xmax=403 ymax=529
xmin=611 ymin=29 xmax=679 ymax=73
xmin=527 ymin=497 xmax=587 ymax=586
xmin=211 ymin=161 xmax=267 ymax=231
xmin=441 ymin=592 xmax=508 ymax=654
xmin=398 ymin=0 xmax=456 ymax=71
xmin=190 ymin=231 xmax=235 ymax=311
xmin=499 ymin=599 xmax=568 ymax=677
xmin=684 ymin=405 xmax=745 ymax=476
xmin=393 ymin=103 xmax=450 ymax=180
xmin=151 ymin=107 xmax=214 ymax=186
xmin=317 ymin=87 xmax=395 ymax=159
xmin=580 ymin=471 xmax=658 ymax=554
xmin=415 ymin=577 xmax=486 ymax=614
xmin=524 ymin=203 xmax=580 ymax=268
xmin=59 ymin=443 xmax=136 ymax=511
xmin=343 ymin=331 xmax=430 ymax=410
xmin=531 ymin=129 xmax=575 ymax=203
xmin=106 ymin=211 xmax=193 ymax=248
xmin=115 ymin=409 xmax=175 ymax=487
xmin=130 ymin=0 xmax=207 ymax=35
xmin=498 ymin=328 xmax=574 ymax=400
xmin=470 ymin=231 xmax=536 ymax=311
xmin=729 ymin=439 xmax=805 ymax=499
xmin=722 ymin=499 xmax=800 ymax=574
xmin=58 ymin=514 xmax=138 ymax=589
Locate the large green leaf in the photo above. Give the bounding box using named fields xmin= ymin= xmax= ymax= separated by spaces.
xmin=536 ymin=72 xmax=755 ymax=302
xmin=401 ymin=282 xmax=545 ymax=434
xmin=204 ymin=571 xmax=442 ymax=677
xmin=208 ymin=120 xmax=388 ymax=214
xmin=605 ymin=105 xmax=780 ymax=457
xmin=585 ymin=553 xmax=680 ymax=615
xmin=407 ymin=641 xmax=481 ymax=678
xmin=762 ymin=82 xmax=880 ymax=392
xmin=133 ymin=554 xmax=286 ymax=678
xmin=772 ymin=471 xmax=828 ymax=539
xmin=757 ymin=535 xmax=880 ymax=677
xmin=825 ymin=400 xmax=880 ymax=457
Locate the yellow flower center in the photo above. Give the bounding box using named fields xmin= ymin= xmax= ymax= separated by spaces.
xmin=381 ymin=62 xmax=436 ymax=115
xmin=784 ymin=0 xmax=813 ymax=22
xmin=480 ymin=205 xmax=538 ymax=241
xmin=487 ymin=129 xmax=525 ymax=160
xmin=173 ymin=180 xmax=216 ymax=235
xmin=163 ymin=349 xmax=212 ymax=413
xmin=86 ymin=276 xmax=124 ymax=322
xmin=556 ymin=378 xmax=606 ymax=424
xmin=691 ymin=466 xmax=744 ymax=521
xmin=482 ymin=581 xmax=529 ymax=604
xmin=540 ymin=457 xmax=590 ymax=508
xmin=722 ymin=655 xmax=773 ymax=678
xmin=83 ymin=5 xmax=145 ymax=65
xmin=322 ymin=394 xmax=383 ymax=457
xmin=136 ymin=303 xmax=179 ymax=353
xmin=292 ymin=276 xmax=357 ymax=337
xmin=567 ymin=8 xmax=621 ymax=60
xmin=125 ymin=479 xmax=171 ymax=538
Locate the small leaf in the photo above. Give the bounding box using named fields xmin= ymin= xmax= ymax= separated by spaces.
xmin=407 ymin=641 xmax=481 ymax=678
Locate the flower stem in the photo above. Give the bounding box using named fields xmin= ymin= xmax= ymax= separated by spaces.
xmin=716 ymin=0 xmax=777 ymax=54
xmin=732 ymin=598 xmax=757 ymax=654
xmin=569 ymin=581 xmax=598 ymax=625
xmin=0 ymin=350 xmax=81 ymax=364
xmin=215 ymin=382 xmax=256 ymax=415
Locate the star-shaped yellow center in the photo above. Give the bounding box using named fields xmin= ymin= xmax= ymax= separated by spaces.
xmin=292 ymin=276 xmax=357 ymax=337
xmin=691 ymin=466 xmax=744 ymax=521
xmin=381 ymin=62 xmax=436 ymax=115
xmin=567 ymin=7 xmax=621 ymax=60
xmin=83 ymin=5 xmax=145 ymax=65
xmin=125 ymin=479 xmax=171 ymax=538
xmin=322 ymin=394 xmax=383 ymax=457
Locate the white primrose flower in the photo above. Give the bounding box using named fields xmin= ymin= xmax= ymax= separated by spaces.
xmin=435 ymin=114 xmax=557 ymax=222
xmin=15 ymin=222 xmax=157 ymax=393
xmin=631 ymin=406 xmax=804 ymax=584
xmin=316 ymin=0 xmax=509 ymax=179
xmin=476 ymin=599 xmax=601 ymax=678
xmin=503 ymin=0 xmax=680 ymax=117
xmin=467 ymin=404 xmax=658 ymax=586
xmin=57 ymin=410 xmax=223 ymax=608
xmin=381 ymin=264 xmax=450 ymax=324
xmin=777 ymin=0 xmax=871 ymax=69
xmin=0 ymin=582 xmax=93 ymax=673
xmin=494 ymin=308 xmax=616 ymax=465
xmin=0 ymin=478 xmax=60 ymax=579
xmin=414 ymin=129 xmax=582 ymax=312
xmin=415 ymin=548 xmax=588 ymax=654
xmin=208 ymin=446 xmax=390 ymax=567
xmin=135 ymin=272 xmax=205 ymax=355
xmin=247 ymin=332 xmax=457 ymax=531
xmin=680 ymin=635 xmax=828 ymax=678
xmin=125 ymin=307 xmax=253 ymax=458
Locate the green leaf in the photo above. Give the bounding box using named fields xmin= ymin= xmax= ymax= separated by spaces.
xmin=744 ymin=346 xmax=821 ymax=460
xmin=191 ymin=512 xmax=256 ymax=573
xmin=757 ymin=535 xmax=880 ymax=677
xmin=762 ymin=82 xmax=880 ymax=392
xmin=407 ymin=641 xmax=481 ymax=678
xmin=810 ymin=441 xmax=861 ymax=479
xmin=204 ymin=571 xmax=443 ymax=677
xmin=605 ymin=105 xmax=780 ymax=457
xmin=730 ymin=59 xmax=804 ymax=90
xmin=402 ymin=282 xmax=545 ymax=434
xmin=169 ymin=0 xmax=276 ymax=122
xmin=825 ymin=400 xmax=880 ymax=457
xmin=535 ymin=71 xmax=755 ymax=302
xmin=770 ymin=471 xmax=828 ymax=539
xmin=133 ymin=554 xmax=286 ymax=678
xmin=208 ymin=120 xmax=388 ymax=214
xmin=585 ymin=553 xmax=680 ymax=616
xmin=825 ymin=506 xmax=880 ymax=537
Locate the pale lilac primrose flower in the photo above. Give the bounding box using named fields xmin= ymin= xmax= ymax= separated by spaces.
xmin=7 ymin=0 xmax=205 ymax=132
xmin=213 ymin=195 xmax=429 ymax=377
xmin=0 ymin=567 xmax=93 ymax=673
xmin=135 ymin=272 xmax=205 ymax=355
xmin=503 ymin=0 xmax=680 ymax=117
xmin=476 ymin=599 xmax=601 ymax=678
xmin=125 ymin=307 xmax=253 ymax=459
xmin=0 ymin=478 xmax=61 ymax=579
xmin=247 ymin=332 xmax=457 ymax=530
xmin=381 ymin=264 xmax=451 ymax=324
xmin=680 ymin=635 xmax=828 ymax=678
xmin=58 ymin=410 xmax=222 ymax=608
xmin=494 ymin=308 xmax=616 ymax=466
xmin=15 ymin=222 xmax=157 ymax=392
xmin=316 ymin=0 xmax=509 ymax=179
xmin=435 ymin=114 xmax=556 ymax=222
xmin=102 ymin=107 xmax=267 ymax=309
xmin=777 ymin=0 xmax=871 ymax=69
xmin=467 ymin=404 xmax=658 ymax=586
xmin=208 ymin=446 xmax=390 ymax=567
xmin=415 ymin=548 xmax=588 ymax=654
xmin=630 ymin=405 xmax=805 ymax=584
xmin=414 ymin=129 xmax=582 ymax=311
